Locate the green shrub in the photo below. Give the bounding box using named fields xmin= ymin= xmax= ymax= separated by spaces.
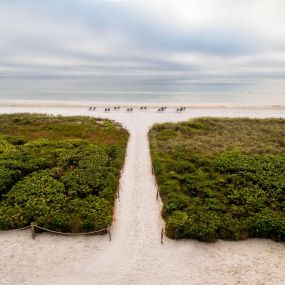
xmin=150 ymin=118 xmax=285 ymax=242
xmin=0 ymin=114 xmax=128 ymax=233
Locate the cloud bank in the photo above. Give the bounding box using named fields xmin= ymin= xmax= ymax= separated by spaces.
xmin=0 ymin=0 xmax=285 ymax=84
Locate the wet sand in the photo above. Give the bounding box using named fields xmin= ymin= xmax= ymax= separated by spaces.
xmin=0 ymin=104 xmax=285 ymax=285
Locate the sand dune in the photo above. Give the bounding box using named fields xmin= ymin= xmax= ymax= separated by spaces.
xmin=0 ymin=105 xmax=285 ymax=285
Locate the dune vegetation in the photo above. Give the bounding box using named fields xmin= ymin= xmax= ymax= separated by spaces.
xmin=0 ymin=114 xmax=129 ymax=233
xmin=149 ymin=118 xmax=285 ymax=242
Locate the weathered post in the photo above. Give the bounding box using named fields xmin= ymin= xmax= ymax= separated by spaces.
xmin=31 ymin=222 xmax=36 ymax=239
xmin=161 ymin=228 xmax=164 ymax=244
xmin=156 ymin=188 xmax=159 ymax=201
xmin=108 ymin=226 xmax=112 ymax=241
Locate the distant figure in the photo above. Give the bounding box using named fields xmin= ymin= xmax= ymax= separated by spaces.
xmin=89 ymin=106 xmax=92 ymax=110
xmin=93 ymin=107 xmax=96 ymax=110
xmin=114 ymin=106 xmax=117 ymax=110
xmin=144 ymin=106 xmax=147 ymax=110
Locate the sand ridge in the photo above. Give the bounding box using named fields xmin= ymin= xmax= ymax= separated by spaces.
xmin=0 ymin=106 xmax=285 ymax=285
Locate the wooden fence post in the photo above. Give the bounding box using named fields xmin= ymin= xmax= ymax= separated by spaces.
xmin=161 ymin=228 xmax=164 ymax=244
xmin=31 ymin=222 xmax=36 ymax=239
xmin=156 ymin=188 xmax=159 ymax=200
xmin=108 ymin=227 xmax=111 ymax=241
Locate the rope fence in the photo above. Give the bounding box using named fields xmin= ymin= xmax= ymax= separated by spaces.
xmin=0 ymin=223 xmax=112 ymax=240
xmin=0 ymin=225 xmax=32 ymax=232
xmin=116 ymin=168 xmax=124 ymax=199
xmin=152 ymin=164 xmax=167 ymax=245
xmin=1 ymin=163 xmax=161 ymax=242
xmin=152 ymin=164 xmax=160 ymax=201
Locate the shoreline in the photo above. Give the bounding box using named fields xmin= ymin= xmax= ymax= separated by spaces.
xmin=0 ymin=99 xmax=284 ymax=110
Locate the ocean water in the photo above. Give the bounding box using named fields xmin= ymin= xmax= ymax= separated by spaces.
xmin=0 ymin=77 xmax=284 ymax=105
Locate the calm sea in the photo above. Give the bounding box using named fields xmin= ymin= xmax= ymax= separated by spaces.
xmin=0 ymin=78 xmax=284 ymax=105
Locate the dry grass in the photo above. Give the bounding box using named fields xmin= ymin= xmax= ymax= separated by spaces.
xmin=0 ymin=113 xmax=128 ymax=146
xmin=151 ymin=118 xmax=285 ymax=156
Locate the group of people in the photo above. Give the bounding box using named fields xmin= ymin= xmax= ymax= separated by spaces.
xmin=157 ymin=106 xmax=167 ymax=112
xmin=89 ymin=106 xmax=120 ymax=112
xmin=176 ymin=107 xmax=186 ymax=112
xmin=88 ymin=106 xmax=187 ymax=112
xmin=88 ymin=106 xmax=147 ymax=112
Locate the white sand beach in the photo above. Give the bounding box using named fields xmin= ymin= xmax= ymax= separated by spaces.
xmin=0 ymin=103 xmax=285 ymax=285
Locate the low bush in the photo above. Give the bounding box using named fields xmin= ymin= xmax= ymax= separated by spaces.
xmin=150 ymin=118 xmax=285 ymax=242
xmin=0 ymin=114 xmax=128 ymax=233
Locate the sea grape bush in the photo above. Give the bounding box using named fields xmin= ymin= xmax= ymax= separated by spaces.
xmin=149 ymin=118 xmax=285 ymax=242
xmin=0 ymin=114 xmax=128 ymax=233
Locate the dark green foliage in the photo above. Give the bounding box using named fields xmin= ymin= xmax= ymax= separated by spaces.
xmin=0 ymin=114 xmax=128 ymax=233
xmin=0 ymin=167 xmax=22 ymax=197
xmin=149 ymin=118 xmax=285 ymax=242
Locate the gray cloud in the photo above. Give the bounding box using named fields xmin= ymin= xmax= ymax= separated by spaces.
xmin=0 ymin=0 xmax=285 ymax=84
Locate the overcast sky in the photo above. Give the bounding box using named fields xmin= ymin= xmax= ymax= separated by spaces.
xmin=1 ymin=0 xmax=285 ymax=83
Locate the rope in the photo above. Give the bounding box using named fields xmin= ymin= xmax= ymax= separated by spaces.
xmin=151 ymin=163 xmax=166 ymax=244
xmin=0 ymin=224 xmax=110 ymax=237
xmin=153 ymin=173 xmax=160 ymax=200
xmin=0 ymin=225 xmax=32 ymax=232
xmin=152 ymin=164 xmax=160 ymax=199
xmin=34 ymin=225 xmax=109 ymax=236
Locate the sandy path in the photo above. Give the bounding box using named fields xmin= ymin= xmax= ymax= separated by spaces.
xmin=0 ymin=106 xmax=285 ymax=285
